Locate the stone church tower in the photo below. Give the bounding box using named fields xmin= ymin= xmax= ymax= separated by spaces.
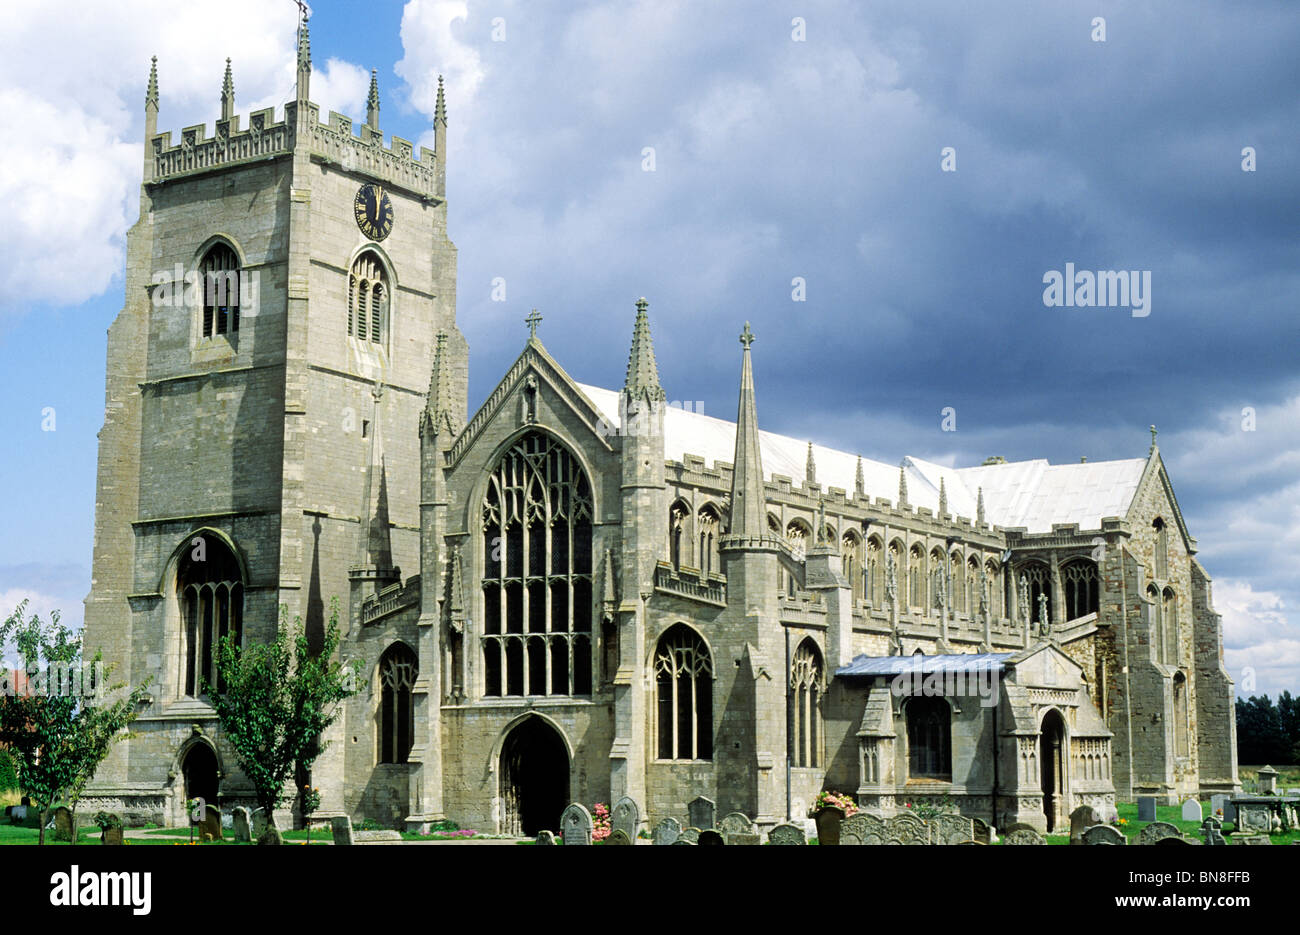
xmin=82 ymin=19 xmax=464 ymax=823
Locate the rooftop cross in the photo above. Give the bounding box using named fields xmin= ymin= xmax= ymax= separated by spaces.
xmin=526 ymin=308 xmax=543 ymax=339
xmin=1149 ymin=424 xmax=1158 ymax=452
xmin=739 ymin=321 xmax=754 ymax=349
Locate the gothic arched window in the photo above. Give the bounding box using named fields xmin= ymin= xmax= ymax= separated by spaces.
xmin=199 ymin=242 xmax=240 ymax=338
xmin=909 ymin=545 xmax=925 ymax=609
xmin=842 ymin=531 xmax=864 ymax=602
xmin=1063 ymin=559 xmax=1100 ymax=619
xmin=966 ymin=557 xmax=979 ymax=619
xmin=378 ymin=642 xmax=417 ymax=764
xmin=790 ymin=639 xmax=823 ymax=768
xmin=1019 ymin=561 xmax=1051 ymax=626
xmin=697 ymin=504 xmax=721 ymax=576
xmin=482 ymin=431 xmax=594 ymax=698
xmin=1153 ymin=518 xmax=1168 ymax=580
xmin=348 ymin=251 xmax=389 ymax=345
xmin=785 ymin=520 xmax=809 ymax=595
xmin=1172 ymin=671 xmax=1189 ymax=757
xmin=906 ymin=696 xmax=951 ymax=779
xmin=985 ymin=560 xmax=1002 ymax=620
xmin=1147 ymin=583 xmax=1163 ymax=663
xmin=866 ymin=536 xmax=883 ymax=606
xmin=668 ymin=500 xmax=691 ymax=570
xmin=949 ymin=551 xmax=965 ymax=614
xmin=655 ymin=624 xmax=713 ymax=761
xmin=1162 ymin=587 xmax=1178 ymax=664
xmin=929 ymin=547 xmax=946 ymax=613
xmin=177 ymin=534 xmax=243 ymax=697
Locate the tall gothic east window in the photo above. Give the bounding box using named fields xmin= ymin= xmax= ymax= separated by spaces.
xmin=481 ymin=432 xmax=593 ymax=697
xmin=655 ymin=624 xmax=713 ymax=760
xmin=790 ymin=639 xmax=823 ymax=768
xmin=378 ymin=642 xmax=417 ymax=764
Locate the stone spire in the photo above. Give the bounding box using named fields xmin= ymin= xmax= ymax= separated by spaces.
xmin=805 ymin=442 xmax=817 ymax=487
xmin=898 ymin=462 xmax=909 ymax=509
xmin=938 ymin=477 xmax=948 ymax=517
xmin=296 ymin=12 xmax=311 ymax=102
xmin=855 ymin=455 xmax=865 ymax=498
xmin=422 ymin=332 xmax=457 ymax=438
xmin=146 ymin=56 xmax=159 ymax=112
xmin=623 ymin=297 xmax=665 ymax=403
xmin=728 ymin=322 xmax=767 ymax=537
xmin=366 ymin=68 xmax=380 ymax=130
xmin=220 ymin=58 xmax=234 ymax=121
xmin=434 ymin=75 xmax=447 ymax=197
xmin=976 ymin=486 xmax=986 ymax=525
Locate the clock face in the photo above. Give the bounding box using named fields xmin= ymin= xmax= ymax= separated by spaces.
xmin=354 ymin=183 xmax=394 ymax=241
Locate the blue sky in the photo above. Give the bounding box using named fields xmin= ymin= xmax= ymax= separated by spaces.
xmin=0 ymin=0 xmax=1296 ymax=696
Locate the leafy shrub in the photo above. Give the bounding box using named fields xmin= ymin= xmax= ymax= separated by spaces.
xmin=0 ymin=747 xmax=18 ymax=792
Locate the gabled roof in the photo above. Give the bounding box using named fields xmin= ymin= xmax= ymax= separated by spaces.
xmin=576 ymin=382 xmax=1146 ymax=533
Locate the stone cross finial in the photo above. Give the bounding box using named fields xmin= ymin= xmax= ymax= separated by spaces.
xmin=1149 ymin=424 xmax=1158 ymax=453
xmin=526 ymin=308 xmax=543 ymax=339
xmin=739 ymin=321 xmax=754 ymax=348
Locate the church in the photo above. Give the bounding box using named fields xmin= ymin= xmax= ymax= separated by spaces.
xmin=82 ymin=21 xmax=1239 ymax=836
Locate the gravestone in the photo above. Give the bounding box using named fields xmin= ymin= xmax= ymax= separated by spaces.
xmin=251 ymin=808 xmax=269 ymax=839
xmin=102 ymin=824 xmax=124 ymax=846
xmin=768 ymin=823 xmax=806 ymax=845
xmin=728 ymin=832 xmax=760 ymax=845
xmin=885 ymin=812 xmax=930 ymax=845
xmin=1138 ymin=821 xmax=1182 ymax=846
xmin=560 ymin=803 xmax=593 ymax=846
xmin=671 ymin=839 xmax=695 ymax=846
xmin=611 ymin=797 xmax=639 ymax=841
xmin=1181 ymin=799 xmax=1202 ymax=823
xmin=199 ymin=804 xmax=223 ymax=841
xmin=1210 ymin=794 xmax=1232 ymax=822
xmin=606 ymin=829 xmax=632 ymax=845
xmin=1081 ymin=824 xmax=1126 ymax=845
xmin=929 ymin=814 xmax=974 ymax=846
xmin=1200 ymin=816 xmax=1226 ymax=846
xmin=688 ymin=796 xmax=716 ymax=830
xmin=1234 ymin=802 xmax=1272 ymax=834
xmin=1236 ymin=835 xmax=1271 ymax=845
xmin=697 ymin=829 xmax=724 ymax=845
xmin=678 ymin=827 xmax=701 ymax=845
xmin=354 ymin=830 xmax=402 ymax=842
xmin=1068 ymin=805 xmax=1099 ymax=844
xmin=331 ymin=815 xmax=354 ymax=846
xmin=719 ymin=812 xmax=755 ymax=844
xmin=842 ymin=813 xmax=886 ymax=846
xmin=652 ymin=817 xmax=681 ymax=845
xmin=971 ymin=818 xmax=991 ymax=845
xmin=1003 ymin=827 xmax=1046 ymax=845
xmin=232 ymin=807 xmax=252 ymax=843
xmin=1137 ymin=797 xmax=1157 ymax=822
xmin=52 ymin=807 xmax=74 ymax=843
xmin=1256 ymin=765 xmax=1278 ymax=795
xmin=257 ymin=827 xmax=283 ymax=845
xmin=536 ymin=830 xmax=555 ymax=845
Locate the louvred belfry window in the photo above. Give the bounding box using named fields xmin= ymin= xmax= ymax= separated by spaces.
xmin=481 ymin=432 xmax=594 ymax=697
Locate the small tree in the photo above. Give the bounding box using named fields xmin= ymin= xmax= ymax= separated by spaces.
xmin=0 ymin=600 xmax=147 ymax=844
xmin=208 ymin=597 xmax=358 ymax=823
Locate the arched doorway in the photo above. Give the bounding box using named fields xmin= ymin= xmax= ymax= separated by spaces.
xmin=1039 ymin=710 xmax=1066 ymax=832
xmin=182 ymin=743 xmax=219 ymax=809
xmin=499 ymin=717 xmax=569 ymax=836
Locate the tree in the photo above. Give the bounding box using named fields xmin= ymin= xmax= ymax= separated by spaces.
xmin=1235 ymin=695 xmax=1290 ymax=765
xmin=207 ymin=598 xmax=359 ymax=825
xmin=0 ymin=600 xmax=147 ymax=844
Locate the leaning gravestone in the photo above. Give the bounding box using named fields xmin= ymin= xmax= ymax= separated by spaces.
xmin=536 ymin=830 xmax=555 ymax=845
xmin=1003 ymin=827 xmax=1046 ymax=845
xmin=561 ymin=803 xmax=593 ymax=846
xmin=232 ymin=806 xmax=252 ymax=843
xmin=331 ymin=815 xmax=354 ymax=846
xmin=688 ymin=796 xmax=716 ymax=830
xmin=52 ymin=807 xmax=75 ymax=843
xmin=1068 ymin=805 xmax=1099 ymax=844
xmin=768 ymin=823 xmax=806 ymax=845
xmin=606 ymin=829 xmax=632 ymax=845
xmin=652 ymin=817 xmax=681 ymax=845
xmin=719 ymin=812 xmax=754 ymax=844
xmin=971 ymin=818 xmax=991 ymax=845
xmin=697 ymin=829 xmax=724 ymax=845
xmin=200 ymin=804 xmax=223 ymax=842
xmin=102 ymin=823 xmax=124 ymax=846
xmin=930 ymin=814 xmax=974 ymax=846
xmin=611 ymin=797 xmax=639 ymax=841
xmin=1138 ymin=821 xmax=1182 ymax=846
xmin=1081 ymin=824 xmax=1126 ymax=845
xmin=1137 ymin=797 xmax=1157 ymax=822
xmin=1181 ymin=799 xmax=1202 ymax=823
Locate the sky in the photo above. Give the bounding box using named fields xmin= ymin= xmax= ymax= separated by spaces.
xmin=0 ymin=0 xmax=1296 ymax=697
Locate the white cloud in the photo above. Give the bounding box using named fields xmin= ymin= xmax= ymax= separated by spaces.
xmin=395 ymin=0 xmax=483 ymax=131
